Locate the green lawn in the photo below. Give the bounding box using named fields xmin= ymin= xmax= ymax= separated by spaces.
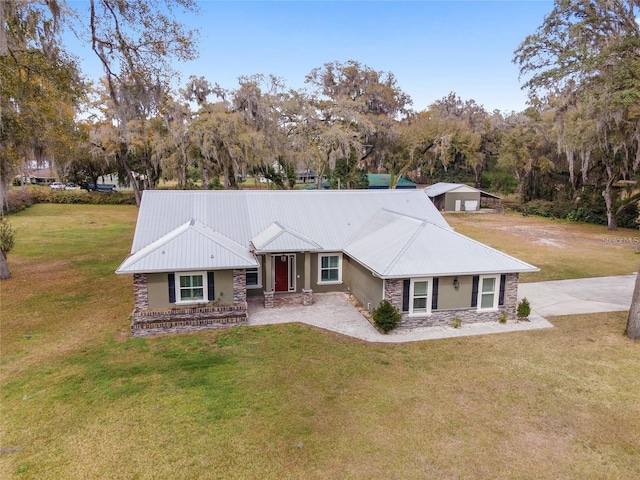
xmin=1 ymin=205 xmax=639 ymax=479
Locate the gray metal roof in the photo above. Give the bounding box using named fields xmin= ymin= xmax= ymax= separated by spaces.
xmin=117 ymin=219 xmax=258 ymax=274
xmin=424 ymin=182 xmax=501 ymax=199
xmin=344 ymin=210 xmax=538 ymax=278
xmin=251 ymin=222 xmax=322 ymax=252
xmin=116 ymin=189 xmax=534 ymax=277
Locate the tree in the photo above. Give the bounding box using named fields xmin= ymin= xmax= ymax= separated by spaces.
xmin=627 ymin=268 xmax=640 ymax=339
xmin=305 ymin=60 xmax=411 ymax=177
xmin=87 ymin=0 xmax=199 ymax=205
xmin=497 ymin=108 xmax=557 ymax=201
xmin=514 ymin=0 xmax=640 ymax=230
xmin=0 ymin=216 xmax=16 ymax=280
xmin=1 ymin=0 xmax=85 ymax=213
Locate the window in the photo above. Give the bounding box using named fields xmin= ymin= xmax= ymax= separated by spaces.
xmin=246 ymin=257 xmax=262 ymax=288
xmin=409 ymin=278 xmax=432 ymax=316
xmin=318 ymin=253 xmax=342 ymax=283
xmin=180 ymin=274 xmax=204 ymax=301
xmin=169 ymin=271 xmax=213 ymax=304
xmin=479 ymin=275 xmax=499 ymax=310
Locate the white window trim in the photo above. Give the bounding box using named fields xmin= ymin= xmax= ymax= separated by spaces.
xmin=317 ymin=253 xmax=343 ymax=284
xmin=175 ymin=271 xmax=209 ymax=305
xmin=478 ymin=275 xmax=499 ymax=311
xmin=246 ymin=256 xmax=263 ymax=289
xmin=409 ymin=277 xmax=432 ymax=316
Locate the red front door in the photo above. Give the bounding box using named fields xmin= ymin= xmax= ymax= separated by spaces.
xmin=274 ymin=256 xmax=289 ymax=292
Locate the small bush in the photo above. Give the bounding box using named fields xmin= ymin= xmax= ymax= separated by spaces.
xmin=452 ymin=317 xmax=461 ymax=329
xmin=6 ymin=188 xmax=37 ymax=213
xmin=517 ymin=298 xmax=531 ymax=319
xmin=499 ymin=313 xmax=508 ymax=324
xmin=372 ymin=300 xmax=401 ymax=333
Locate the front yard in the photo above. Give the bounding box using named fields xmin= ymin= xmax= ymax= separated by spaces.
xmin=1 ymin=205 xmax=638 ymax=479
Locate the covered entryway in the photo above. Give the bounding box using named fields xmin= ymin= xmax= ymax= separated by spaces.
xmin=273 ymin=254 xmax=295 ymax=292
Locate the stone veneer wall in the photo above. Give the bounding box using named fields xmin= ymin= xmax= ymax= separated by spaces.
xmin=131 ymin=304 xmax=247 ymax=336
xmin=385 ymin=274 xmax=520 ymax=330
xmin=233 ymin=269 xmax=247 ymax=303
xmin=133 ymin=273 xmax=149 ymax=310
xmin=384 ymin=279 xmax=403 ymax=311
xmin=130 ymin=269 xmax=251 ymax=335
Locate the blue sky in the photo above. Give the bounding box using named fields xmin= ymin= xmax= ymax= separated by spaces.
xmin=67 ymin=1 xmax=554 ymax=113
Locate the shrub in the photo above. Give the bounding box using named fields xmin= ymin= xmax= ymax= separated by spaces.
xmin=499 ymin=313 xmax=508 ymax=324
xmin=517 ymin=298 xmax=531 ymax=319
xmin=452 ymin=317 xmax=461 ymax=329
xmin=372 ymin=300 xmax=401 ymax=333
xmin=6 ymin=188 xmax=37 ymax=213
xmin=5 ymin=186 xmax=136 ymax=212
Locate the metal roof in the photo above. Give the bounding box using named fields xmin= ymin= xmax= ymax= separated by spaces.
xmin=366 ymin=174 xmax=418 ymax=189
xmin=117 ymin=189 xmax=533 ymax=277
xmin=251 ymin=222 xmax=323 ymax=252
xmin=344 ymin=211 xmax=538 ymax=278
xmin=424 ymin=182 xmax=501 ymax=199
xmin=117 ymin=219 xmax=258 ymax=274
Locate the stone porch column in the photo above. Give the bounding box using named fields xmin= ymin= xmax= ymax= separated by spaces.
xmin=133 ymin=273 xmax=149 ymax=310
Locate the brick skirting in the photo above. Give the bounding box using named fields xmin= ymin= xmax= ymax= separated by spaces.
xmin=131 ymin=303 xmax=247 ymax=336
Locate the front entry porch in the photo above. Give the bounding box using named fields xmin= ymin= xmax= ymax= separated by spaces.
xmin=263 ymin=251 xmax=314 ymax=308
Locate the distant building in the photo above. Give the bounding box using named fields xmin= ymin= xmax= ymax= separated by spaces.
xmin=424 ymin=182 xmax=502 ymax=212
xmin=366 ymin=174 xmax=418 ymax=190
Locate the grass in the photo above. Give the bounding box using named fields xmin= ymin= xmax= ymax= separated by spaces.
xmin=1 ymin=204 xmax=639 ymax=479
xmin=445 ymin=210 xmax=639 ymax=282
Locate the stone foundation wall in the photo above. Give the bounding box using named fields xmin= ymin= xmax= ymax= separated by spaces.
xmin=397 ymin=307 xmax=510 ymax=330
xmin=131 ymin=303 xmax=247 ymax=336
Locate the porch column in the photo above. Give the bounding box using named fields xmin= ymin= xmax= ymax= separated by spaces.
xmin=304 ymin=251 xmax=311 ymax=290
xmin=264 ymin=254 xmax=272 ymax=291
xmin=302 ymin=251 xmax=313 ymax=305
xmin=263 ymin=254 xmax=274 ymax=308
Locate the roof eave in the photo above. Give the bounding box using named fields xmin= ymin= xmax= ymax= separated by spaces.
xmin=379 ymin=267 xmax=540 ymax=280
xmin=116 ymin=263 xmax=259 ymax=275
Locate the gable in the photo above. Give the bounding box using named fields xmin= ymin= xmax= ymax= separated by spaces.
xmin=251 ymin=222 xmax=322 ymax=252
xmin=117 ymin=219 xmax=258 ymax=274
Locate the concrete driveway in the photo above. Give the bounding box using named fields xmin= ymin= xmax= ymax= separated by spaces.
xmin=518 ymin=274 xmax=636 ymax=317
xmin=246 ymin=275 xmax=636 ymax=343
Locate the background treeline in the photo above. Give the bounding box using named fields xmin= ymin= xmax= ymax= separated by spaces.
xmin=1 ymin=1 xmax=639 ymax=230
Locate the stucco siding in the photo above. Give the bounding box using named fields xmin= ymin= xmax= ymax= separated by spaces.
xmin=146 ymin=270 xmax=235 ymax=309
xmin=310 ymin=252 xmax=349 ymax=293
xmin=436 ymin=275 xmax=474 ymax=309
xmin=214 ymin=270 xmax=234 ymax=304
xmin=147 ymin=272 xmax=173 ymax=310
xmin=345 ymin=257 xmax=383 ymax=311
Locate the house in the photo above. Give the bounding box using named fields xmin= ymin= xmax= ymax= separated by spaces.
xmin=116 ymin=189 xmax=537 ymax=334
xmin=14 ymin=165 xmax=57 ymax=186
xmin=366 ymin=174 xmax=418 ymax=189
xmin=296 ymin=168 xmax=318 ymax=184
xmin=424 ymin=182 xmax=502 ymax=212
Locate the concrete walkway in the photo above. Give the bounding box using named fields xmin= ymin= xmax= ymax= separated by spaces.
xmin=246 ymin=275 xmax=636 ymax=343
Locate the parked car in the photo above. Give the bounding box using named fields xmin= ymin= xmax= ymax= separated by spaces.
xmin=65 ymin=183 xmax=79 ymax=190
xmin=50 ymin=182 xmax=66 ymax=190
